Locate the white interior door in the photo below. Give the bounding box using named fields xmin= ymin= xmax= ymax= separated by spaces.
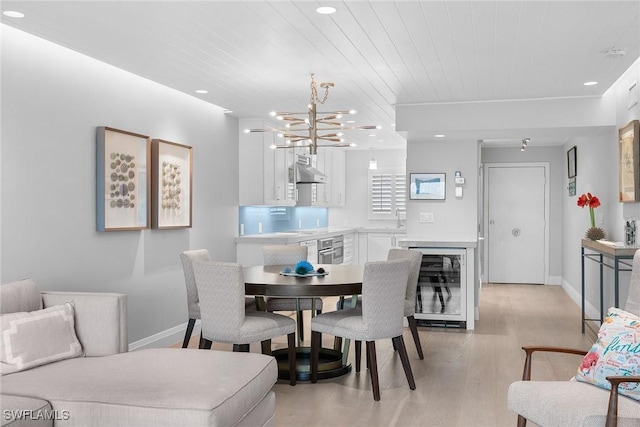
xmin=488 ymin=166 xmax=546 ymax=284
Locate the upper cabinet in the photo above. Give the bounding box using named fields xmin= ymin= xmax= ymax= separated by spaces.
xmin=239 ymin=119 xmax=346 ymax=207
xmin=304 ymin=149 xmax=346 ymax=207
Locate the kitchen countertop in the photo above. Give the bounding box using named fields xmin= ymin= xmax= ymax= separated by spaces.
xmin=398 ymin=238 xmax=477 ymax=248
xmin=356 ymin=226 xmax=406 ymax=233
xmin=235 ymin=227 xmax=357 ymax=244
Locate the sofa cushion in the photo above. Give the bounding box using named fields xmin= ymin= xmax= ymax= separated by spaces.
xmin=0 ymin=394 xmax=53 ymax=427
xmin=0 ymin=280 xmax=42 ymax=315
xmin=0 ymin=348 xmax=277 ymax=427
xmin=508 ymin=380 xmax=640 ymax=427
xmin=576 ymin=307 xmax=640 ymax=401
xmin=1 ymin=303 xmax=83 ymax=371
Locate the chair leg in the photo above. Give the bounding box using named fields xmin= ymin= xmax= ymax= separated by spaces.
xmin=393 ymin=336 xmax=416 ymax=390
xmin=310 ymin=331 xmax=321 ymax=383
xmin=407 ymin=315 xmax=424 ymax=360
xmin=287 ymin=332 xmax=296 ymax=386
xmin=183 ymin=318 xmax=196 ymax=348
xmin=296 ymin=310 xmax=304 ymax=343
xmin=233 ymin=344 xmax=250 ymax=352
xmin=261 ymin=339 xmax=272 ymax=355
xmin=200 ymin=339 xmax=212 ymax=350
xmin=355 ymin=340 xmax=362 ymax=372
xmin=366 ymin=341 xmax=380 ymax=401
xmin=517 ymin=415 xmax=527 ymax=427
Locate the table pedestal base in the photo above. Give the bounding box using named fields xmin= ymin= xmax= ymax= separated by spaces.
xmin=273 ymin=347 xmax=351 ymax=381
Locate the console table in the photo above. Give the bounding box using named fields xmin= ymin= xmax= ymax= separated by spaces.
xmin=580 ymin=239 xmax=637 ymax=333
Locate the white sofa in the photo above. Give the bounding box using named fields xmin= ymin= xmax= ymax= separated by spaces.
xmin=0 ymin=279 xmax=277 ymax=427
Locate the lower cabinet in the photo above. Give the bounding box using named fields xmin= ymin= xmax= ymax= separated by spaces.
xmin=358 ymin=232 xmax=405 ymax=264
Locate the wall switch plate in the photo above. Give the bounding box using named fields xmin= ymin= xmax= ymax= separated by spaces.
xmin=420 ymin=212 xmax=434 ymax=223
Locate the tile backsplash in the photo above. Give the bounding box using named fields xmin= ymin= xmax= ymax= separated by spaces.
xmin=239 ymin=206 xmax=328 ymax=235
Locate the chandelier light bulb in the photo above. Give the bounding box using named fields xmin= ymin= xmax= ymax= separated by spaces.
xmin=269 ymin=144 xmax=277 ymax=149
xmin=349 ymin=110 xmax=357 ymax=115
xmin=336 ymin=114 xmax=343 ymax=119
xmin=269 ymin=111 xmax=277 ymax=117
xmin=243 ymin=129 xmax=250 ymax=133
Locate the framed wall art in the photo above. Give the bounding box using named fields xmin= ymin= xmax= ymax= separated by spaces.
xmin=619 ymin=119 xmax=640 ymax=203
xmin=410 ymin=173 xmax=446 ymax=200
xmin=96 ymin=127 xmax=151 ymax=231
xmin=151 ymin=139 xmax=193 ymax=229
xmin=567 ymin=146 xmax=577 ymax=178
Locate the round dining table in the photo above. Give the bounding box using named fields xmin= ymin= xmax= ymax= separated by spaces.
xmin=243 ymin=263 xmax=364 ymax=381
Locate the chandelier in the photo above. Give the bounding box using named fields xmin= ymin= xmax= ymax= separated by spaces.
xmin=244 ymin=74 xmax=379 ymax=155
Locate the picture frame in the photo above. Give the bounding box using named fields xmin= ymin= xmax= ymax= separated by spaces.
xmin=151 ymin=139 xmax=193 ymax=229
xmin=96 ymin=127 xmax=151 ymax=231
xmin=619 ymin=119 xmax=640 ymax=203
xmin=410 ymin=173 xmax=446 ymax=200
xmin=567 ymin=146 xmax=577 ymax=178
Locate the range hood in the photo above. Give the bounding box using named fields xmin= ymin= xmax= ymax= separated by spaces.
xmin=288 ymin=155 xmax=327 ymax=184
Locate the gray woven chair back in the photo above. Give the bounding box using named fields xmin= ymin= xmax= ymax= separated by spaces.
xmin=361 ymin=259 xmax=411 ymax=340
xmin=263 ymin=245 xmax=308 ymax=266
xmin=179 ymin=249 xmax=210 ymax=319
xmin=193 ymin=261 xmax=246 ymax=342
xmin=387 ymin=249 xmax=423 ymax=316
xmin=625 ymin=249 xmax=640 ymax=316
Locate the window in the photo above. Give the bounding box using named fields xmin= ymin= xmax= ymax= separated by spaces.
xmin=369 ymin=168 xmax=406 ymax=220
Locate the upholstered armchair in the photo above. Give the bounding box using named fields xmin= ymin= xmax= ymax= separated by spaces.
xmin=508 ymin=250 xmax=640 ymax=426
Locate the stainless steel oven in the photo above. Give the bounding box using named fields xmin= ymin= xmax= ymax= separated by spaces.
xmin=317 ymin=235 xmax=344 ymax=264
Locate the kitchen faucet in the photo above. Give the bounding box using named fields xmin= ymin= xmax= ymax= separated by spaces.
xmin=396 ymin=208 xmax=404 ymax=228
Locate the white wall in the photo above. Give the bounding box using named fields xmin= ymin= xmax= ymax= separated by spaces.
xmin=329 ymin=149 xmax=406 ymax=228
xmin=1 ymin=26 xmax=239 ymax=346
xmin=562 ymin=58 xmax=640 ymax=314
xmin=405 ymin=140 xmax=479 ymax=241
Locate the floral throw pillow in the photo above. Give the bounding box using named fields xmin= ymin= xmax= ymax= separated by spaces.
xmin=575 ymin=307 xmax=640 ymax=400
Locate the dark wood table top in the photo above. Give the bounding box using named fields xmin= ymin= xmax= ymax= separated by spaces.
xmin=243 ymin=264 xmax=364 ymax=297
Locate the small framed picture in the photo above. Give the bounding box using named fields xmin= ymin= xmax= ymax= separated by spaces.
xmin=567 ymin=146 xmax=577 ymax=178
xmin=151 ymin=139 xmax=193 ymax=229
xmin=96 ymin=127 xmax=150 ymax=231
xmin=410 ymin=173 xmax=446 ymax=200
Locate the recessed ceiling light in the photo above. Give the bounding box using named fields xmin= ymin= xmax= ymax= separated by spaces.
xmin=3 ymin=10 xmax=25 ymax=18
xmin=434 ymin=134 xmax=445 ymax=138
xmin=195 ymin=89 xmax=208 ymax=94
xmin=583 ymin=81 xmax=598 ymax=86
xmin=223 ymin=109 xmax=233 ymax=114
xmin=316 ymin=6 xmax=336 ymax=15
xmin=346 ymin=120 xmax=355 ymax=124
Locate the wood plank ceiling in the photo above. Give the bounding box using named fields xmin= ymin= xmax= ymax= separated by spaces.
xmin=2 ymin=1 xmax=639 ymax=149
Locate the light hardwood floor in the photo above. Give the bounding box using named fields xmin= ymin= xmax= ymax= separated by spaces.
xmin=180 ymin=284 xmax=594 ymax=427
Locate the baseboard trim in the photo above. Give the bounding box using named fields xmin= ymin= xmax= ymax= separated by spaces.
xmin=561 ymin=279 xmax=599 ymax=320
xmin=128 ymin=321 xmax=199 ymax=351
xmin=546 ymin=275 xmax=562 ymax=286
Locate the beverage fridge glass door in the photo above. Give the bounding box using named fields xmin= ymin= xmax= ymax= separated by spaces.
xmin=412 ymin=248 xmax=466 ymax=323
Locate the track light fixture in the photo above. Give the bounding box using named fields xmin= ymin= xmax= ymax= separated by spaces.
xmin=521 ymin=138 xmax=530 ymax=151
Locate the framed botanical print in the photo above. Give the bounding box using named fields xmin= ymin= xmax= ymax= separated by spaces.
xmin=96 ymin=127 xmax=150 ymax=231
xmin=619 ymin=120 xmax=640 ymax=203
xmin=151 ymin=139 xmax=193 ymax=229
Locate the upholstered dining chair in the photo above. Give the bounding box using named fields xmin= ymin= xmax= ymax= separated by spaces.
xmin=179 ymin=249 xmax=256 ymax=349
xmin=193 ymin=260 xmax=297 ymax=386
xmin=508 ymin=249 xmax=640 ymax=426
xmin=337 ymin=248 xmax=424 ymax=360
xmin=310 ymin=258 xmax=415 ymax=401
xmin=262 ymin=245 xmax=323 ymax=343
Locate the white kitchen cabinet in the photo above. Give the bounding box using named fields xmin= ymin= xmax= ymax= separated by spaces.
xmin=343 ymin=233 xmax=355 ymax=265
xmin=239 ymin=118 xmax=299 ymax=206
xmin=307 ymin=150 xmax=345 ymax=207
xmin=299 ymin=239 xmax=318 ymax=264
xmin=264 ymin=144 xmax=297 ymax=205
xmin=357 ymin=230 xmax=406 ymax=264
